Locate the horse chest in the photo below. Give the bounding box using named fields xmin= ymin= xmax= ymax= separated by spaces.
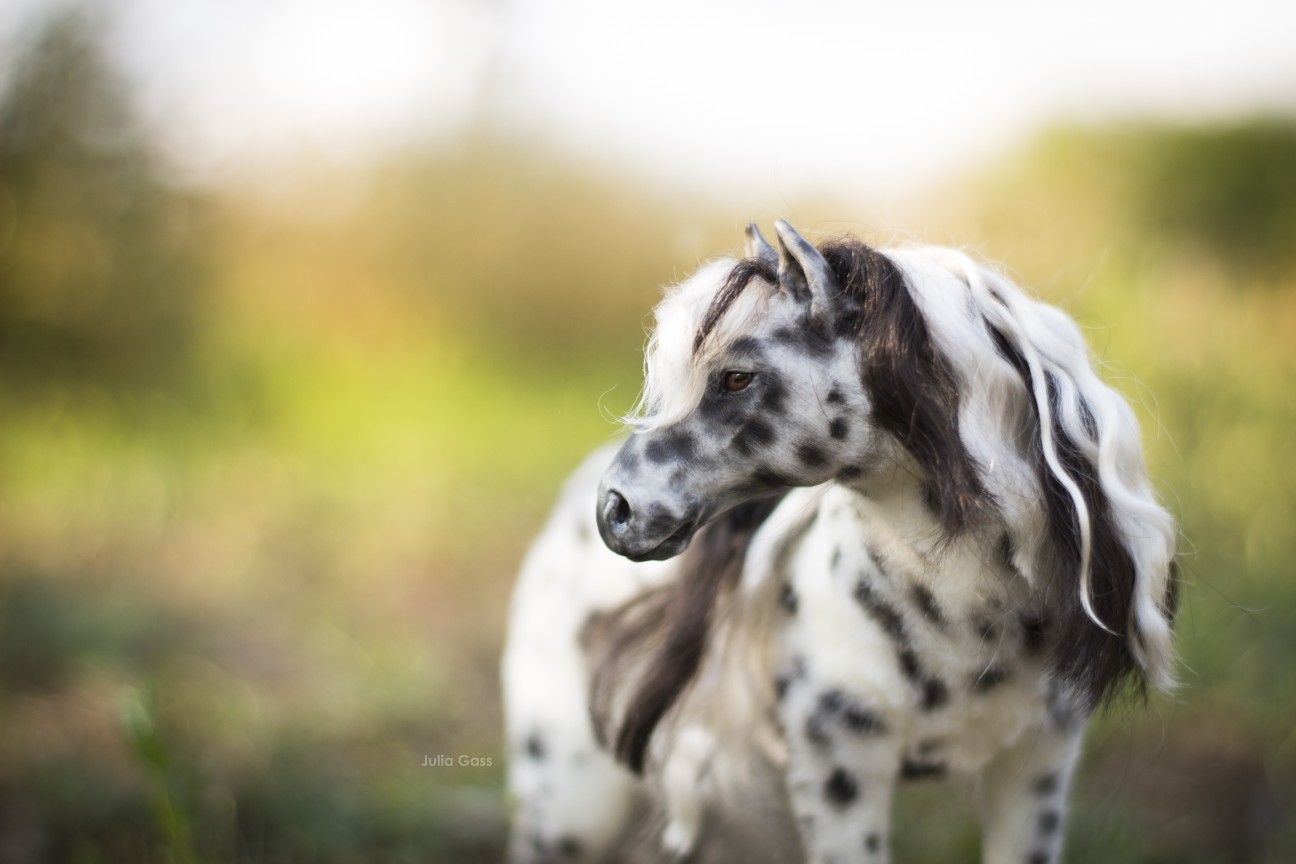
xmin=773 ymin=487 xmax=1050 ymax=776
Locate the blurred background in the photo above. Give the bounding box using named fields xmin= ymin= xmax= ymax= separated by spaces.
xmin=1 ymin=0 xmax=1293 ymax=861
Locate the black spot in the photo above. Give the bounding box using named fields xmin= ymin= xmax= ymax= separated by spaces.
xmin=852 ymin=580 xmax=907 ymax=643
xmin=826 ymin=387 xmax=844 ymax=405
xmin=525 ymin=732 xmax=546 ymax=760
xmin=818 ymin=689 xmax=846 ymax=714
xmin=864 ymin=547 xmax=889 ymax=578
xmin=779 ymin=582 xmax=799 ymax=614
xmin=912 ymin=735 xmax=943 ymax=756
xmin=771 ymin=323 xmax=835 ymax=358
xmin=1025 ymin=852 xmax=1049 ymax=864
xmin=796 ymin=442 xmax=828 ymax=468
xmin=865 ymin=833 xmax=881 ymax=854
xmin=774 ymin=675 xmax=791 ymax=701
xmin=841 ymin=703 xmax=886 ymax=736
xmin=897 ymin=648 xmax=921 ymax=682
xmin=974 ymin=615 xmax=999 ymax=642
xmin=697 ymin=389 xmax=746 ymax=425
xmin=900 ymin=759 xmax=948 ymax=781
xmin=837 ymin=464 xmax=864 ymax=480
xmin=734 ymin=417 xmax=778 ymax=455
xmin=824 ymin=767 xmax=859 ymax=807
xmin=910 ymin=584 xmax=946 ymax=629
xmin=921 ymin=678 xmax=948 ymax=711
xmin=1021 ymin=613 xmax=1050 ymax=655
xmin=728 ymin=335 xmax=765 ymax=357
xmin=556 ymin=835 xmax=583 ymax=859
xmin=641 ymin=504 xmax=684 ymax=539
xmin=1033 ymin=773 xmax=1060 ymax=797
xmin=1038 ymin=809 xmax=1061 ymax=834
xmin=831 ymin=546 xmax=843 ymax=571
xmin=644 ymin=431 xmax=696 ymax=465
xmin=829 ymin=417 xmax=850 ymax=440
xmin=816 ymin=689 xmax=886 ymax=736
xmin=805 ymin=714 xmax=831 ymax=748
xmin=973 ymin=665 xmax=1010 ymax=693
xmin=762 ymin=379 xmax=789 ymax=414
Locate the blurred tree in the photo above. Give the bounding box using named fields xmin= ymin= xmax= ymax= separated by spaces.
xmin=0 ymin=8 xmax=204 ymax=387
xmin=1133 ymin=119 xmax=1296 ymax=280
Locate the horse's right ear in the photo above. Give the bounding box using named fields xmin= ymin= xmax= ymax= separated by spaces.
xmin=773 ymin=220 xmax=837 ymax=321
xmin=744 ymin=223 xmax=779 ymax=268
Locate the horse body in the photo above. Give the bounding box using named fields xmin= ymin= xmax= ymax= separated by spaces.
xmin=502 ymin=222 xmax=1176 ymax=864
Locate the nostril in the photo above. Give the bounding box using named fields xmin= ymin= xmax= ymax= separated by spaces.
xmin=605 ymin=491 xmax=632 ymax=529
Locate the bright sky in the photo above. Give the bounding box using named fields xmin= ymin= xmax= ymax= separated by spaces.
xmin=5 ymin=0 xmax=1296 ymax=201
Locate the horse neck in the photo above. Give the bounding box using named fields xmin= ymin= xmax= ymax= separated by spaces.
xmin=842 ymin=453 xmax=997 ymax=580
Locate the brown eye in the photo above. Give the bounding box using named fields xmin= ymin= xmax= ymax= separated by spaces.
xmin=722 ymin=371 xmax=754 ymax=392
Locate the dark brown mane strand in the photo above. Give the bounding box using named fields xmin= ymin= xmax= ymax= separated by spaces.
xmin=820 ymin=239 xmax=996 ymax=536
xmin=585 ymin=493 xmax=786 ymax=775
xmin=693 ymin=258 xmax=777 ymax=355
xmin=986 ymin=325 xmax=1150 ymax=712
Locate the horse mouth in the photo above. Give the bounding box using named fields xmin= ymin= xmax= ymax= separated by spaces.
xmin=623 ymin=519 xmax=698 ymax=562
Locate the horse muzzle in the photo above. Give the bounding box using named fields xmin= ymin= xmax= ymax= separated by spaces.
xmin=596 ymin=486 xmax=699 ymax=562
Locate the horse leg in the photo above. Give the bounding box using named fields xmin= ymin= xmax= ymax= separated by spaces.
xmin=780 ymin=684 xmax=900 ymax=864
xmin=976 ymin=720 xmax=1085 ymax=864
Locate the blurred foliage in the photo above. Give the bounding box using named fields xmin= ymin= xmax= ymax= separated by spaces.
xmin=1 ymin=8 xmax=1294 ymax=864
xmin=1133 ymin=119 xmax=1296 ymax=279
xmin=0 ymin=9 xmax=205 ymax=388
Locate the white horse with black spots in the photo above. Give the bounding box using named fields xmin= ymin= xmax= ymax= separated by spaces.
xmin=502 ymin=221 xmax=1177 ymax=864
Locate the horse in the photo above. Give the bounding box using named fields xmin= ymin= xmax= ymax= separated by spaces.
xmin=501 ymin=221 xmax=1178 ymax=864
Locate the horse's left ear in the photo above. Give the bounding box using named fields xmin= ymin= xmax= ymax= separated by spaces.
xmin=773 ymin=219 xmax=836 ymax=320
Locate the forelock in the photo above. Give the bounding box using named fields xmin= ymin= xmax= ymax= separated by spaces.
xmin=625 ymin=257 xmax=773 ymax=430
xmin=693 ymin=258 xmax=778 ymax=354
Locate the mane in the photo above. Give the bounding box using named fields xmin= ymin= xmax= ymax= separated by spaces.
xmin=595 ymin=237 xmax=1177 ymax=776
xmin=893 ymin=246 xmax=1178 ymax=704
xmin=584 ymin=492 xmax=787 ymax=774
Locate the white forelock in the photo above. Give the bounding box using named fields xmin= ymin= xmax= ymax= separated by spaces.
xmin=623 ymin=257 xmax=771 ymax=432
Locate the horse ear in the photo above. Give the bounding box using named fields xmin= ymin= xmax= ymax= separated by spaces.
xmin=744 ymin=223 xmax=779 ymax=267
xmin=773 ymin=219 xmax=836 ymax=319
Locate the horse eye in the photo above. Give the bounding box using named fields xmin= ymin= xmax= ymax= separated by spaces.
xmin=722 ymin=371 xmax=754 ymax=392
